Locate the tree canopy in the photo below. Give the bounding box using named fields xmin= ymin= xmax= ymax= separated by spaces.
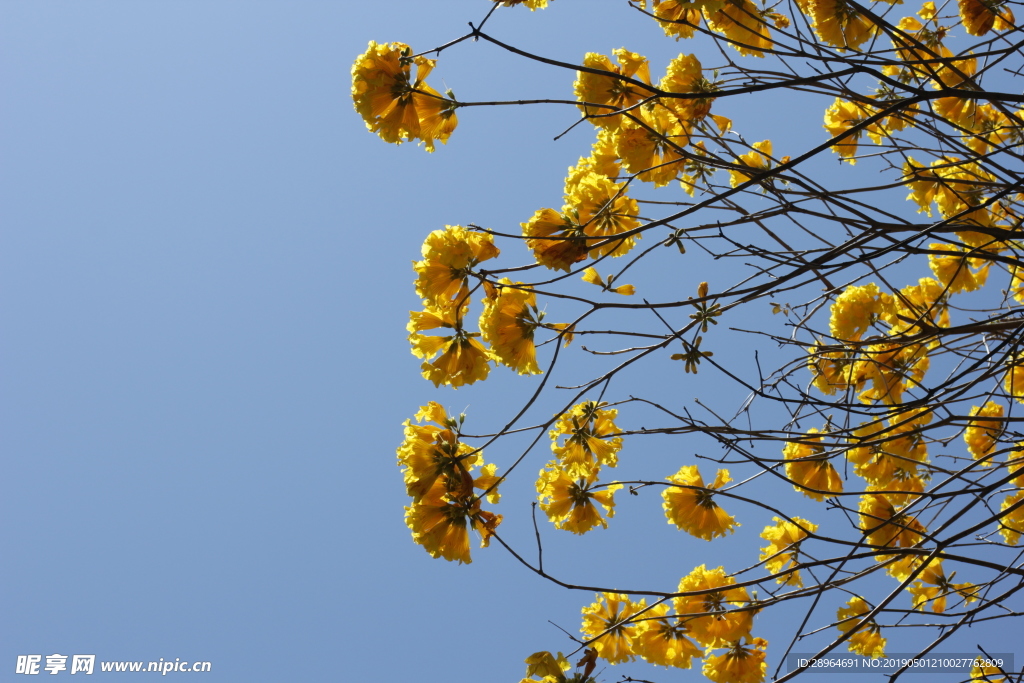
xmin=354 ymin=1 xmax=1024 ymax=681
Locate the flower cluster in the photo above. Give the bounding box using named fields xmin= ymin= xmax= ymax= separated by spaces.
xmin=537 ymin=402 xmax=624 ymax=533
xmin=571 ymin=566 xmax=766 ymax=680
xmin=352 ymin=42 xmax=456 ymax=152
xmin=398 ymin=403 xmax=502 ymax=563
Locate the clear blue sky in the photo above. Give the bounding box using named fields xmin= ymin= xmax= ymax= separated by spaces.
xmin=2 ymin=2 xmax=1019 ymax=682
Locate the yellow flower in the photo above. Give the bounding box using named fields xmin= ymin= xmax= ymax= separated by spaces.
xmin=928 ymin=243 xmax=990 ymax=294
xmin=521 ymin=208 xmax=590 ymax=272
xmin=674 ymin=565 xmax=755 ymax=647
xmin=829 ymin=283 xmax=885 ymax=342
xmin=783 ymin=429 xmax=844 ymax=501
xmin=580 ymin=593 xmax=646 ymax=664
xmin=703 ymin=638 xmax=768 ymax=683
xmin=648 ymin=0 xmax=709 ymax=39
xmin=581 ymin=267 xmax=635 ymax=295
xmin=630 ymin=603 xmax=703 ymax=668
xmin=567 ymin=172 xmax=642 ymax=258
xmin=659 ymin=53 xmax=717 ymax=123
xmin=964 ymin=401 xmax=1004 ymax=465
xmin=480 ymin=279 xmax=544 ymax=375
xmin=397 ymin=402 xmax=495 ymax=502
xmin=537 ymin=462 xmax=622 ymax=534
xmin=351 ymin=41 xmax=456 ymax=151
xmin=888 ymin=277 xmax=949 ymax=334
xmin=574 ymin=49 xmax=653 ymax=129
xmin=704 ymin=0 xmax=773 ymax=57
xmin=837 ymin=596 xmax=885 ymax=657
xmin=520 ymin=651 xmax=570 ymax=683
xmin=404 ymin=478 xmax=502 ymax=564
xmin=822 ymin=93 xmax=915 ymax=161
xmin=902 ymin=158 xmax=939 ymax=216
xmin=807 ymin=345 xmax=856 ymax=395
xmin=971 ymin=657 xmax=1008 ymax=683
xmin=566 ymin=129 xmax=622 ymax=193
xmin=728 ymin=140 xmax=777 ymax=187
xmin=760 ymin=516 xmax=817 ymax=587
xmin=858 ymin=493 xmax=926 ymax=557
xmin=1000 ymin=491 xmax=1024 ymax=544
xmin=614 ymin=102 xmax=691 ymax=187
xmin=796 ymin=0 xmax=876 ymax=50
xmin=907 ymin=560 xmax=978 ymax=613
xmin=408 ymin=306 xmax=491 ymax=387
xmin=494 ymin=0 xmax=550 ymax=8
xmin=413 ymin=225 xmax=499 ymax=309
xmin=663 ymin=466 xmax=739 ymax=540
xmin=550 ymin=401 xmax=623 ymax=477
xmin=847 ymin=410 xmax=931 ymax=488
xmin=958 ymin=0 xmax=1015 ymax=35
xmin=867 ymin=469 xmax=927 ymax=507
xmin=854 ymin=342 xmax=930 ymax=405
xmin=823 ymin=98 xmax=871 ymax=163
xmin=1007 ymin=444 xmax=1024 ymax=487
xmin=524 ymin=173 xmax=640 ymax=269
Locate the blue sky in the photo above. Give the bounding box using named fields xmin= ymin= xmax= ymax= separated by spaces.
xmin=3 ymin=2 xmax=1021 ymax=682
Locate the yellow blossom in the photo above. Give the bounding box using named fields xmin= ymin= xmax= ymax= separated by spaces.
xmin=414 ymin=225 xmax=499 ymax=309
xmin=1006 ymin=357 xmax=1024 ymax=403
xmin=648 ymin=0 xmax=716 ymax=39
xmin=807 ymin=344 xmax=856 ymax=395
xmin=581 ymin=593 xmax=646 ymax=664
xmin=729 ymin=140 xmax=777 ymax=187
xmin=404 ymin=478 xmax=502 ymax=564
xmin=480 ymin=278 xmax=545 ymax=375
xmin=829 ymin=283 xmax=885 ymax=342
xmin=675 ymin=565 xmax=755 ymax=647
xmin=397 ymin=402 xmax=499 ymax=503
xmin=408 ymin=306 xmax=491 ymax=387
xmin=519 ymin=651 xmax=568 ymax=683
xmin=971 ymin=657 xmax=1008 ymax=683
xmin=847 ymin=409 xmax=931 ymax=488
xmin=888 ymin=277 xmax=949 ymax=334
xmin=521 ymin=208 xmax=590 ymax=271
xmin=859 ymin=493 xmax=926 ymax=558
xmin=837 ymin=596 xmax=886 ymax=657
xmin=907 ymin=560 xmax=978 ymax=613
xmin=494 ymin=0 xmax=550 ymax=8
xmin=614 ymin=102 xmax=691 ymax=186
xmin=823 ymin=98 xmax=871 ymax=163
xmin=351 ymin=41 xmax=456 ymax=151
xmin=566 ymin=129 xmax=622 ymax=193
xmin=760 ymin=516 xmax=817 ymax=586
xmin=928 ymin=243 xmax=990 ymax=293
xmin=663 ymin=466 xmax=739 ymax=540
xmin=524 ymin=173 xmax=640 ymax=269
xmin=964 ymin=401 xmax=1004 ymax=465
xmin=958 ymin=0 xmax=1015 ymax=35
xmin=659 ymin=53 xmax=717 ymax=123
xmin=1007 ymin=444 xmax=1024 ymax=487
xmin=854 ymin=342 xmax=930 ymax=405
xmin=581 ymin=267 xmax=635 ymax=295
xmin=574 ymin=49 xmax=653 ymax=129
xmin=631 ymin=602 xmax=703 ymax=668
xmin=704 ymin=0 xmax=773 ymax=57
xmin=783 ymin=429 xmax=844 ymax=500
xmin=537 ymin=462 xmax=622 ymax=534
xmin=999 ymin=491 xmax=1024 ymax=544
xmin=568 ymin=172 xmax=642 ymax=258
xmin=550 ymin=401 xmax=623 ymax=477
xmin=703 ymin=638 xmax=768 ymax=683
xmin=796 ymin=0 xmax=876 ymax=50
